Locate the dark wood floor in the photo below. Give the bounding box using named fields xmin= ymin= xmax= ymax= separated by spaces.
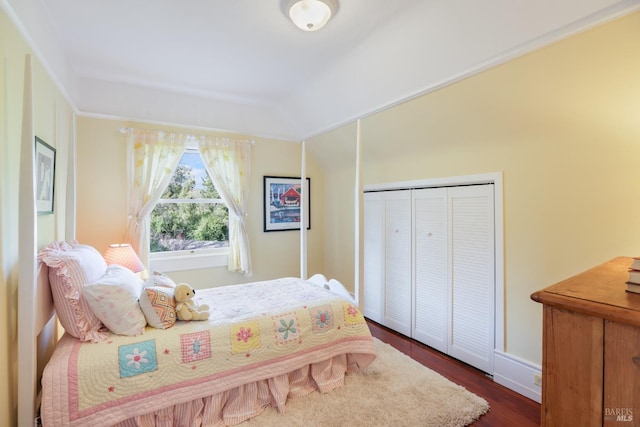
xmin=367 ymin=320 xmax=541 ymax=427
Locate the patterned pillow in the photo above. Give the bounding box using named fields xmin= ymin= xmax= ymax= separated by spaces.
xmin=38 ymin=241 xmax=108 ymax=342
xmin=139 ymin=286 xmax=177 ymax=329
xmin=83 ymin=265 xmax=147 ymax=336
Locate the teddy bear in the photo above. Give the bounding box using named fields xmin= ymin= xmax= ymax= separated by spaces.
xmin=174 ymin=283 xmax=210 ymax=321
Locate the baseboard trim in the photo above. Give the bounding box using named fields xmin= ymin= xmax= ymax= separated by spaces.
xmin=493 ymin=350 xmax=541 ymax=403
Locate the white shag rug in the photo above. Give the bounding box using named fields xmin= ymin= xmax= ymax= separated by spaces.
xmin=244 ymin=338 xmax=490 ymax=426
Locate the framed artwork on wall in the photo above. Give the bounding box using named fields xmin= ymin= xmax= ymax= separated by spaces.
xmin=35 ymin=136 xmax=56 ymax=214
xmin=263 ymin=176 xmax=310 ymax=232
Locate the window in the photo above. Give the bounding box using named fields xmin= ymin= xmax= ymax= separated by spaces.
xmin=149 ymin=149 xmax=229 ymax=270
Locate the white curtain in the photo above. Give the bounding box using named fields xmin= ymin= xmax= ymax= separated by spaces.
xmin=198 ymin=137 xmax=252 ymax=275
xmin=125 ymin=130 xmax=188 ymax=269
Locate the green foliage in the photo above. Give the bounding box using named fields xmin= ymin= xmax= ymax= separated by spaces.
xmin=201 ymin=174 xmax=221 ymax=199
xmin=150 ymin=164 xmax=229 ymax=252
xmin=193 ymin=205 xmax=228 ymax=241
xmin=162 ymin=165 xmax=195 ymax=198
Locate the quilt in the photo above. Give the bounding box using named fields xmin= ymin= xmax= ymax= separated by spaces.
xmin=41 ymin=277 xmax=376 ymax=426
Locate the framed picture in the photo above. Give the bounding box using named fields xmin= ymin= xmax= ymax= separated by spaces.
xmin=35 ymin=136 xmax=56 ymax=214
xmin=263 ymin=176 xmax=310 ymax=232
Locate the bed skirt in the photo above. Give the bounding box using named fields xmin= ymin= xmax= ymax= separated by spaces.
xmin=114 ymin=352 xmax=358 ymax=426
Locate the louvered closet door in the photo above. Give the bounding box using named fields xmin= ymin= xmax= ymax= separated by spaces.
xmin=383 ymin=190 xmax=412 ymax=336
xmin=412 ymin=188 xmax=448 ymax=353
xmin=363 ymin=192 xmax=383 ymax=324
xmin=448 ymin=184 xmax=495 ymax=374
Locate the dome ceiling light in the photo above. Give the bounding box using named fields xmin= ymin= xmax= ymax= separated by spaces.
xmin=284 ymin=0 xmax=338 ymax=32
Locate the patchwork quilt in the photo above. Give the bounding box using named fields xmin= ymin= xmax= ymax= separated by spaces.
xmin=41 ymin=277 xmax=376 ymax=427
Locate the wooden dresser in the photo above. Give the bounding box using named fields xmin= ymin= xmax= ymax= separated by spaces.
xmin=531 ymin=257 xmax=640 ymax=427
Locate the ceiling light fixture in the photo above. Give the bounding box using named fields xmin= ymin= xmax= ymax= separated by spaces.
xmin=284 ymin=0 xmax=338 ymax=32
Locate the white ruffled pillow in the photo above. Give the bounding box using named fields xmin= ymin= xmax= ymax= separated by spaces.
xmin=83 ymin=265 xmax=147 ymax=336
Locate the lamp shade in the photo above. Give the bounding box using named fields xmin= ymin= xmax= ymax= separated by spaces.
xmin=103 ymin=244 xmax=145 ymax=273
xmin=286 ymin=0 xmax=337 ymax=32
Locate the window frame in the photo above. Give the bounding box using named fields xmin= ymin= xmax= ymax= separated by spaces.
xmin=149 ymin=247 xmax=228 ymax=272
xmin=148 ymin=147 xmax=229 ymax=271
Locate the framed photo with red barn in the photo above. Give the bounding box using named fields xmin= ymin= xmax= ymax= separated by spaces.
xmin=263 ymin=176 xmax=310 ymax=232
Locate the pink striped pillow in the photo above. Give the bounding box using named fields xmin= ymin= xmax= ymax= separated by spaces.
xmin=38 ymin=241 xmax=108 ymax=342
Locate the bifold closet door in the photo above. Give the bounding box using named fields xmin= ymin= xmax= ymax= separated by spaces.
xmin=363 ymin=190 xmax=411 ymax=334
xmin=382 ymin=190 xmax=412 ymax=335
xmin=363 ymin=192 xmax=383 ymax=324
xmin=365 ymin=184 xmax=496 ymax=374
xmin=412 ymin=188 xmax=448 ymax=353
xmin=448 ymin=184 xmax=495 ymax=374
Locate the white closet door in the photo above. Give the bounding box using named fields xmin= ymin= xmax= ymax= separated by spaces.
xmin=383 ymin=190 xmax=412 ymax=335
xmin=363 ymin=192 xmax=383 ymax=323
xmin=448 ymin=184 xmax=495 ymax=374
xmin=412 ymin=188 xmax=448 ymax=353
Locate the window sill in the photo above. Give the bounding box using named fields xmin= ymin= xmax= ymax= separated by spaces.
xmin=149 ymin=249 xmax=228 ymax=272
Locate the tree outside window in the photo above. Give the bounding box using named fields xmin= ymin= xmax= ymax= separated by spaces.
xmin=150 ymin=150 xmax=229 ymax=252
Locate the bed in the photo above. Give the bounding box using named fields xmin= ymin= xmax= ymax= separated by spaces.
xmin=36 ymin=241 xmax=376 ymax=426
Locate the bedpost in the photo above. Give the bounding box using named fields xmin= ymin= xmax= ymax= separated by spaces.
xmin=65 ymin=114 xmax=77 ymax=239
xmin=17 ymin=53 xmax=38 ymax=427
xmin=300 ymin=140 xmax=307 ymax=279
xmin=354 ymin=119 xmax=362 ymax=307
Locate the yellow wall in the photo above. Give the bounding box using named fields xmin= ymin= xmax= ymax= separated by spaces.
xmin=75 ymin=117 xmax=325 ymax=287
xmin=312 ymin=12 xmax=640 ymax=365
xmin=1 ymin=9 xmax=75 ymax=426
xmin=306 ymin=124 xmax=359 ymax=288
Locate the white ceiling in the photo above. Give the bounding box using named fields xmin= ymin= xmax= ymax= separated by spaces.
xmin=4 ymin=0 xmax=640 ymax=140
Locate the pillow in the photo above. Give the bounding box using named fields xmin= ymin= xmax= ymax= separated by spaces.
xmin=38 ymin=241 xmax=108 ymax=342
xmin=326 ymin=279 xmax=356 ymax=304
xmin=83 ymin=265 xmax=147 ymax=336
xmin=307 ymin=273 xmax=328 ymax=288
xmin=139 ymin=286 xmax=176 ymax=329
xmin=146 ymin=270 xmax=177 ymax=289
